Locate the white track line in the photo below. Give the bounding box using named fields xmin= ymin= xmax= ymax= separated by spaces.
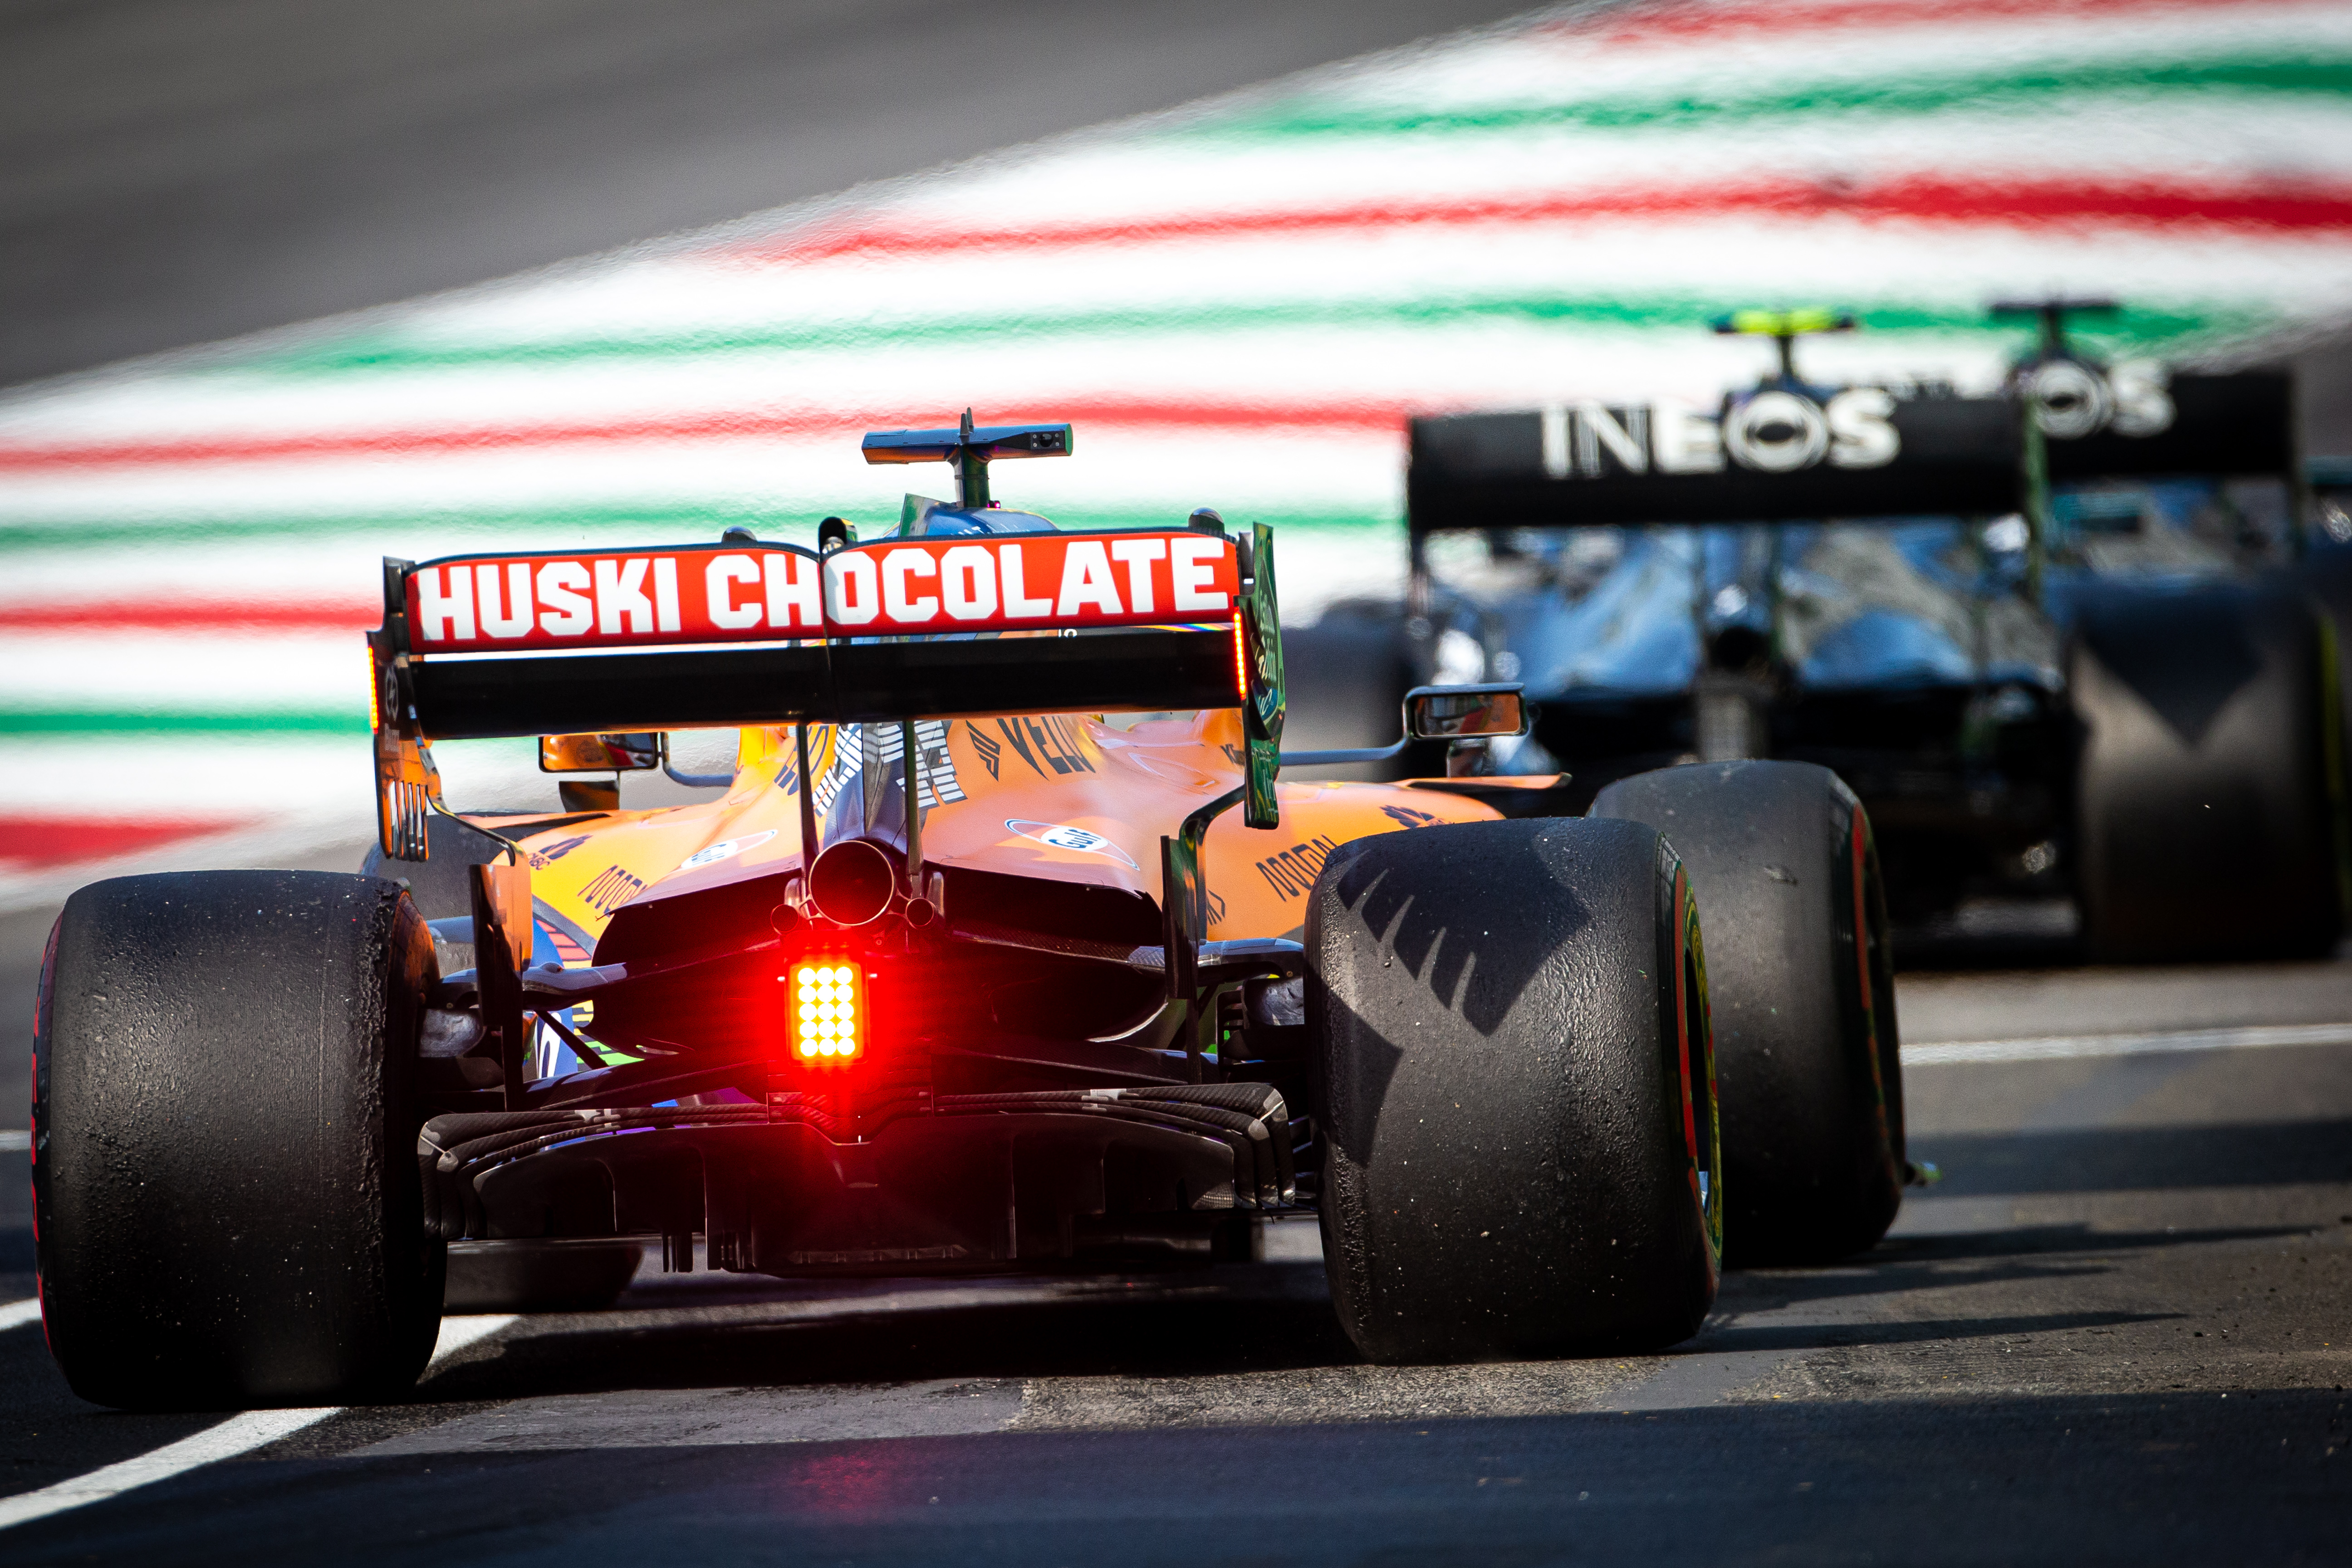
xmin=0 ymin=1312 xmax=514 ymax=1533
xmin=0 ymin=1298 xmax=42 ymax=1333
xmin=1902 ymin=1021 xmax=2352 ymax=1066
xmin=0 ymin=1408 xmax=341 ymax=1531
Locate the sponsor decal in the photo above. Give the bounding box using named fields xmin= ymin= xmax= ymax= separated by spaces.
xmin=579 ymin=864 xmax=647 ymax=916
xmin=537 ymin=919 xmax=592 ymax=966
xmin=535 ymin=834 xmax=589 ymax=862
xmin=2022 ymin=358 xmax=2173 ymax=441
xmin=967 ymin=722 xmax=1003 ymax=781
xmin=1539 ymin=390 xmax=1900 ymax=479
xmin=997 ymin=715 xmax=1095 ymax=777
xmin=1381 ymin=805 xmax=1442 ymax=828
xmin=403 ymin=531 xmax=1236 ymax=652
xmin=680 ymin=830 xmax=777 ymax=869
xmin=1006 ymin=819 xmax=1139 ymax=868
xmin=1255 ymin=834 xmax=1342 ymax=900
xmin=533 ymin=899 xmax=600 ymax=962
xmin=808 ymin=725 xmax=862 ymax=816
xmin=874 ymin=720 xmax=967 ymax=807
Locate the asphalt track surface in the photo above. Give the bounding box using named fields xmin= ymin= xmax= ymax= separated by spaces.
xmin=2 ymin=847 xmax=2349 ymax=1561
xmin=0 ymin=0 xmax=1547 ymax=390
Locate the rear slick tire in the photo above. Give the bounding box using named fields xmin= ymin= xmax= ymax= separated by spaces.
xmin=34 ymin=870 xmax=444 ymax=1410
xmin=1309 ymin=817 xmax=1721 ymax=1363
xmin=2070 ymin=583 xmax=2346 ymax=962
xmin=1592 ymin=761 xmax=1905 ymax=1266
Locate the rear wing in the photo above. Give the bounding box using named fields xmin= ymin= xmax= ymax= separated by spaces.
xmin=367 ymin=524 xmax=1286 ymax=853
xmin=1407 ymin=391 xmax=2025 ymax=533
xmin=1993 ymin=301 xmax=2297 ymax=484
xmin=2031 ymin=369 xmax=2296 ymax=483
xmin=372 ymin=529 xmax=1243 ymax=738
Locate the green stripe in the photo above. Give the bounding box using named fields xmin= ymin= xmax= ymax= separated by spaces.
xmin=1209 ymin=55 xmax=2352 ymax=139
xmin=0 ymin=710 xmax=366 ymax=736
xmin=0 ymin=503 xmax=1392 ymax=553
xmin=242 ymin=297 xmax=2254 ymax=377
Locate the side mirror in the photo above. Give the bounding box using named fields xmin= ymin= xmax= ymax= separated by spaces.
xmin=1404 ymin=684 xmax=1530 ymax=741
xmin=539 ymin=733 xmax=664 ymax=773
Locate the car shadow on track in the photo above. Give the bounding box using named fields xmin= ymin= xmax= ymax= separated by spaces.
xmin=1877 ymin=1221 xmax=2322 ymax=1262
xmin=1705 ymin=1219 xmax=2319 ymax=1325
xmin=401 ymin=1194 xmax=2318 ymax=1409
xmin=0 ymin=1329 xmax=238 ymax=1502
xmin=413 ymin=1264 xmax=1361 ymax=1404
xmin=1908 ymin=1120 xmax=2352 ymax=1196
xmin=1694 ymin=1309 xmax=2176 ymax=1353
xmin=1718 ymin=1240 xmax=2119 ymax=1310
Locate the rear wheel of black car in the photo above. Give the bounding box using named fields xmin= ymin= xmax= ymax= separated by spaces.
xmin=2071 ymin=583 xmax=2346 ymax=962
xmin=1592 ymin=761 xmax=1904 ymax=1266
xmin=1309 ymin=817 xmax=1720 ymax=1362
xmin=33 ymin=871 xmax=444 ymax=1409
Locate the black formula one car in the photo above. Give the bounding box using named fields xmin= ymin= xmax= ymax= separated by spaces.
xmin=1406 ymin=304 xmax=2343 ymax=967
xmin=33 ymin=416 xmax=1907 ymax=1410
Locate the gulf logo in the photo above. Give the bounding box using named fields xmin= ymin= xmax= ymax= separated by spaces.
xmin=679 ymin=830 xmax=777 ymax=870
xmin=402 ymin=531 xmax=1235 ymax=652
xmin=1005 ymin=820 xmax=1139 ymax=869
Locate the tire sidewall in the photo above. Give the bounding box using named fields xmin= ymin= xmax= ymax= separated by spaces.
xmin=34 ymin=872 xmax=440 ymax=1408
xmin=1659 ymin=846 xmax=1724 ymax=1293
xmin=1594 ymin=760 xmax=1903 ymax=1263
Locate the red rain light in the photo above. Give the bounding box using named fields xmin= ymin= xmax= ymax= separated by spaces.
xmin=784 ymin=959 xmax=867 ymax=1065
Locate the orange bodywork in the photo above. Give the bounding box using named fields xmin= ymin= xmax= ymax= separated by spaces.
xmin=476 ymin=707 xmax=1524 ymax=954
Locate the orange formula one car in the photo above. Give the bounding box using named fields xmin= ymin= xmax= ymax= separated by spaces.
xmin=32 ymin=417 xmax=1903 ymax=1408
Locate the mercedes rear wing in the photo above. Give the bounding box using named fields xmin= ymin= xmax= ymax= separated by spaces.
xmin=1407 ymin=391 xmax=2027 ymax=534
xmin=2029 ymin=369 xmax=2296 ymax=484
xmin=368 ymin=522 xmax=1289 ymax=856
xmin=1992 ymin=301 xmax=2298 ymax=485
